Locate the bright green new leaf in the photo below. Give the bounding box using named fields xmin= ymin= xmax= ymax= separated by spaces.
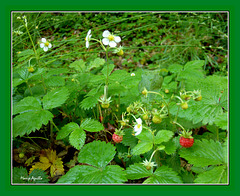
xmin=13 ymin=96 xmax=42 ymax=115
xmin=179 ymin=139 xmax=224 ymax=167
xmin=13 ymin=110 xmax=53 ymax=137
xmin=69 ymin=128 xmax=86 ymax=150
xmin=80 ymin=118 xmax=104 ymax=132
xmin=132 ymin=141 xmax=153 ymax=155
xmin=122 ymin=129 xmax=138 ymax=148
xmin=56 ymin=122 xmax=79 ymax=140
xmin=78 ymin=140 xmax=116 ymax=168
xmin=194 ymin=165 xmax=228 ymax=184
xmin=42 ymin=87 xmax=69 ymax=110
xmin=155 ymin=130 xmax=174 ymax=144
xmin=136 ymin=129 xmax=154 ymax=142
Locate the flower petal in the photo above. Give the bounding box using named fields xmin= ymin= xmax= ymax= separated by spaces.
xmin=102 ymin=38 xmax=109 ymax=45
xmin=43 ymin=47 xmax=48 ymax=52
xmin=87 ymin=29 xmax=91 ymax=36
xmin=41 ymin=38 xmax=46 ymax=43
xmin=86 ymin=41 xmax=89 ymax=48
xmin=109 ymin=41 xmax=117 ymax=47
xmin=103 ymin=30 xmax=110 ymax=37
xmin=40 ymin=43 xmax=45 ymax=48
xmin=114 ymin=36 xmax=121 ymax=43
xmin=48 ymin=43 xmax=52 ymax=48
xmin=136 ymin=118 xmax=142 ymax=124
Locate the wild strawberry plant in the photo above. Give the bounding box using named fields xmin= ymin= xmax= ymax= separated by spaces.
xmin=12 ymin=12 xmax=228 ymax=184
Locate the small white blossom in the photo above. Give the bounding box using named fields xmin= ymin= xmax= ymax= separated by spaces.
xmin=102 ymin=30 xmax=121 ymax=47
xmin=131 ymin=73 xmax=135 ymax=77
xmin=142 ymin=159 xmax=157 ymax=170
xmin=85 ymin=29 xmax=92 ymax=48
xmin=40 ymin=38 xmax=52 ymax=52
xmin=134 ymin=118 xmax=142 ymax=136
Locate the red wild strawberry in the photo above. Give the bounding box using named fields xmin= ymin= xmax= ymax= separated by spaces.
xmin=179 ymin=136 xmax=194 ymax=148
xmin=99 ymin=116 xmax=103 ymax=122
xmin=112 ymin=133 xmax=123 ymax=143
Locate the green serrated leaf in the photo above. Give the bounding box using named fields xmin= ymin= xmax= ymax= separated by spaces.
xmin=78 ymin=140 xmax=116 ymax=168
xmin=143 ymin=165 xmax=183 ymax=184
xmin=87 ymin=58 xmax=105 ymax=71
xmin=194 ymin=165 xmax=228 ymax=184
xmin=126 ymin=163 xmax=152 ymax=180
xmin=178 ymin=60 xmax=204 ymax=80
xmin=214 ymin=112 xmax=228 ymax=130
xmin=168 ymin=64 xmax=183 ymax=73
xmin=56 ymin=122 xmax=80 ymax=140
xmin=132 ymin=141 xmax=153 ymax=155
xmin=80 ymin=118 xmax=104 ymax=132
xmin=122 ymin=129 xmax=138 ymax=148
xmin=57 ymin=165 xmax=126 ymax=184
xmin=155 ymin=130 xmax=174 ymax=144
xmin=45 ymin=76 xmax=65 ymax=87
xmin=179 ymin=139 xmax=224 ymax=167
xmin=13 ymin=110 xmax=53 ymax=137
xmin=12 ymin=167 xmax=28 ymax=183
xmin=69 ymin=59 xmax=86 ymax=72
xmin=13 ymin=96 xmax=42 ymax=115
xmin=69 ymin=128 xmax=86 ymax=150
xmin=43 ymin=87 xmax=69 ymax=110
xmin=163 ymin=140 xmax=177 ymax=155
xmin=101 ymin=64 xmax=115 ymax=77
xmin=136 ymin=129 xmax=154 ymax=142
xmin=28 ymin=169 xmax=49 ymax=183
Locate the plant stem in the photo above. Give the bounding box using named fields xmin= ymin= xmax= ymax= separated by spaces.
xmin=26 ymin=81 xmax=33 ymax=96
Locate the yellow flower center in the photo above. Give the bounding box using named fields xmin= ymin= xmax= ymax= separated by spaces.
xmin=44 ymin=42 xmax=49 ymax=47
xmin=137 ymin=124 xmax=141 ymax=129
xmin=108 ymin=35 xmax=114 ymax=41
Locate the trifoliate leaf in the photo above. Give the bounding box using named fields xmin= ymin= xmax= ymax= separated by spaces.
xmin=78 ymin=140 xmax=116 ymax=168
xmin=155 ymin=130 xmax=174 ymax=144
xmin=56 ymin=122 xmax=80 ymax=140
xmin=57 ymin=165 xmax=127 ymax=184
xmin=126 ymin=163 xmax=152 ymax=180
xmin=69 ymin=128 xmax=86 ymax=150
xmin=80 ymin=118 xmax=104 ymax=132
xmin=13 ymin=110 xmax=53 ymax=137
xmin=13 ymin=96 xmax=42 ymax=115
xmin=179 ymin=139 xmax=224 ymax=167
xmin=30 ymin=149 xmax=64 ymax=177
xmin=143 ymin=165 xmax=183 ymax=184
xmin=132 ymin=141 xmax=153 ymax=155
xmin=43 ymin=87 xmax=70 ymax=110
xmin=194 ymin=165 xmax=228 ymax=184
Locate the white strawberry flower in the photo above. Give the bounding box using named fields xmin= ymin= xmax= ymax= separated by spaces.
xmin=134 ymin=118 xmax=142 ymax=136
xmin=85 ymin=29 xmax=92 ymax=48
xmin=40 ymin=38 xmax=52 ymax=52
xmin=102 ymin=30 xmax=121 ymax=47
xmin=131 ymin=73 xmax=135 ymax=77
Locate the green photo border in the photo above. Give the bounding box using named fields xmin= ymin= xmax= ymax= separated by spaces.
xmin=2 ymin=0 xmax=239 ymax=195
